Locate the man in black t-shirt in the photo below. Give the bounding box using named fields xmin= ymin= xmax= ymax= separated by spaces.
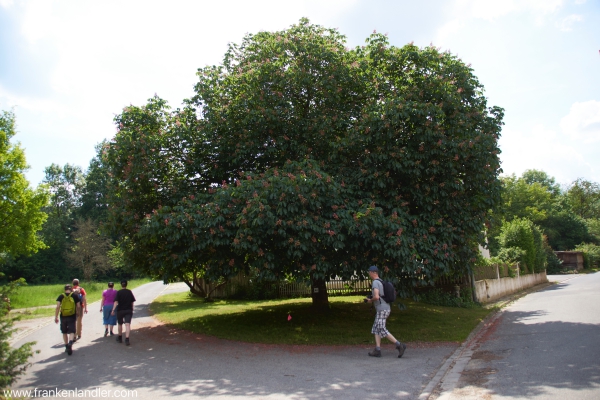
xmin=55 ymin=284 xmax=81 ymax=355
xmin=111 ymin=280 xmax=136 ymax=346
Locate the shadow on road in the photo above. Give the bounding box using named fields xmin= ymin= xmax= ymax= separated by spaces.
xmin=22 ymin=322 xmax=448 ymax=399
xmin=455 ymin=309 xmax=600 ymax=398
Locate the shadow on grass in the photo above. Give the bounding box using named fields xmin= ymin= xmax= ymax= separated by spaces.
xmin=151 ymin=294 xmax=492 ymax=345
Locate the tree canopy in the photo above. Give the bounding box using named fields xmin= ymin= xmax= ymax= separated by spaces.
xmin=104 ymin=20 xmax=504 ymax=305
xmin=0 ymin=111 xmax=48 ymax=260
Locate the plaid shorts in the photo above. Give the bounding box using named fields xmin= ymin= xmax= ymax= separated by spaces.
xmin=371 ymin=310 xmax=391 ymax=338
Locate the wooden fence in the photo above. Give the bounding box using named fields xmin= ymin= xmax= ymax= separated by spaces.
xmin=197 ymin=263 xmax=520 ymax=299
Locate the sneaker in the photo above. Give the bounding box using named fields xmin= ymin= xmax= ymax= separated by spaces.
xmin=368 ymin=348 xmax=382 ymax=357
xmin=110 ymin=331 xmax=115 ymax=336
xmin=116 ymin=336 xmax=122 ymax=343
xmin=66 ymin=342 xmax=73 ymax=356
xmin=396 ymin=342 xmax=407 ymax=358
xmin=104 ymin=329 xmax=108 ymax=337
xmin=125 ymin=338 xmax=130 ymax=346
xmin=77 ymin=336 xmax=81 ymax=341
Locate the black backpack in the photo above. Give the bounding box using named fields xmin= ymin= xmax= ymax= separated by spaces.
xmin=376 ymin=279 xmax=397 ymax=304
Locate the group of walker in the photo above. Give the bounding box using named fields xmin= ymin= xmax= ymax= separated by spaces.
xmin=54 ymin=279 xmax=136 ymax=355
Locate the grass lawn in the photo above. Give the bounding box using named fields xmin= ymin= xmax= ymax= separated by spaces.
xmin=9 ymin=278 xmax=153 ymax=310
xmin=151 ymin=293 xmax=493 ymax=345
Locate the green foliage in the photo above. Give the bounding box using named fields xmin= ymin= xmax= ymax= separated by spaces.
xmin=488 ymin=170 xmax=594 ymax=254
xmin=544 ymin=238 xmax=563 ymax=274
xmin=418 ymin=287 xmax=478 ymax=308
xmin=497 ymin=246 xmax=526 ymax=265
xmin=497 ymin=218 xmax=545 ymax=273
xmin=0 ymin=277 xmax=36 ymax=390
xmin=574 ymin=243 xmax=600 ymax=269
xmin=0 ymin=111 xmax=49 ymax=259
xmin=567 ymin=179 xmax=600 ymax=220
xmin=585 ymin=218 xmax=600 ymax=244
xmin=78 ymin=141 xmax=110 ymax=223
xmin=521 ymin=169 xmax=561 ymax=196
xmin=543 ymin=211 xmax=591 ymax=250
xmin=104 ymin=20 xmax=504 ymax=303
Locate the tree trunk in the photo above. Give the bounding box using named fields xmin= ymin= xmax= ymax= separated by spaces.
xmin=310 ymin=275 xmax=329 ymax=310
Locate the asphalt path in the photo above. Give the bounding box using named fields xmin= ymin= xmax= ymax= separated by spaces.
xmin=444 ymin=273 xmax=600 ymax=399
xmin=10 ymin=281 xmax=458 ymax=400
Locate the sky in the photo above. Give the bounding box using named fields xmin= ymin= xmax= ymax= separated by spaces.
xmin=1 ymin=0 xmax=599 ymax=188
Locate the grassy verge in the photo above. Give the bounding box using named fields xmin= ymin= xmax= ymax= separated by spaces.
xmin=9 ymin=278 xmax=153 ymax=310
xmin=151 ymin=293 xmax=492 ymax=345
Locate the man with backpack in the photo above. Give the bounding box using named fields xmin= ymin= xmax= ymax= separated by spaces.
xmin=364 ymin=265 xmax=407 ymax=358
xmin=72 ymin=279 xmax=87 ymax=341
xmin=55 ymin=284 xmax=82 ymax=356
xmin=111 ymin=280 xmax=136 ymax=346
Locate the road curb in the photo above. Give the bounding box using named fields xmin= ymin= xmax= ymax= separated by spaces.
xmin=418 ymin=279 xmax=553 ymax=400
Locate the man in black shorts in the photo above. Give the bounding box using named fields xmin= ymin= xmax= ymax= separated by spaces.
xmin=111 ymin=280 xmax=136 ymax=346
xmin=55 ymin=284 xmax=81 ymax=355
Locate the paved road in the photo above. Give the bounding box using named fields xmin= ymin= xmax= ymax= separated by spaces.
xmin=10 ymin=281 xmax=457 ymax=399
xmin=444 ymin=273 xmax=600 ymax=399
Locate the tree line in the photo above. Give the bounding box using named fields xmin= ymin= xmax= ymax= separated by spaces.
xmin=487 ymin=170 xmax=600 ymax=273
xmin=0 ymin=117 xmax=122 ymax=284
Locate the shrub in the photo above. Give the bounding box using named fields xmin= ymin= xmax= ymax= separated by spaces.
xmin=574 ymin=243 xmax=600 ymax=269
xmin=497 ymin=218 xmax=545 ymax=273
xmin=0 ymin=277 xmax=37 ymax=390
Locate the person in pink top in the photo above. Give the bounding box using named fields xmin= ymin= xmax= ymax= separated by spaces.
xmin=100 ymin=282 xmax=118 ymax=337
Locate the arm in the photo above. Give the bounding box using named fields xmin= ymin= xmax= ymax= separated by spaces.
xmin=82 ymin=294 xmax=88 ymax=313
xmin=55 ymin=301 xmax=61 ymax=323
xmin=372 ymin=288 xmax=380 ymax=301
xmin=100 ymin=294 xmax=104 ymax=312
xmin=76 ymin=300 xmax=82 ymax=316
xmin=111 ymin=301 xmax=118 ymax=315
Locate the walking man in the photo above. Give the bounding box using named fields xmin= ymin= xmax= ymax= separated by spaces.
xmin=365 ymin=265 xmax=406 ymax=358
xmin=72 ymin=278 xmax=87 ymax=341
xmin=111 ymin=280 xmax=136 ymax=346
xmin=55 ymin=284 xmax=82 ymax=356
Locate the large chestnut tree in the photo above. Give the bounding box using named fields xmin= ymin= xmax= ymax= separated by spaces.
xmin=104 ymin=20 xmax=503 ymax=307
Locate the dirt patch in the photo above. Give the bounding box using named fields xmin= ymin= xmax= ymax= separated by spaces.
xmin=459 ymin=367 xmax=498 ymax=386
xmin=471 ymin=350 xmax=503 ymax=362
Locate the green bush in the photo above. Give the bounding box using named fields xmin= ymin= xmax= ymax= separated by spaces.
xmin=574 ymin=243 xmax=600 ymax=269
xmin=545 ymin=242 xmax=563 ymax=274
xmin=497 ymin=218 xmax=545 ymax=273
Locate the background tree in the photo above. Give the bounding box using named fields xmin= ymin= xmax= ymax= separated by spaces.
xmin=489 ymin=171 xmax=592 ymax=253
xmin=3 ymin=164 xmax=85 ymax=283
xmin=79 ymin=141 xmax=111 ymax=224
xmin=64 ymin=219 xmax=112 ymax=281
xmin=0 ymin=111 xmax=48 ymax=261
xmin=105 ymin=20 xmax=504 ymax=307
xmin=566 ymin=179 xmax=600 ymax=220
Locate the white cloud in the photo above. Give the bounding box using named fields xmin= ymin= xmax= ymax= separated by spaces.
xmin=556 ymin=14 xmax=583 ymax=31
xmin=560 ymin=100 xmax=600 ymax=143
xmin=499 ymin=123 xmax=597 ymax=184
xmin=0 ymin=83 xmax=69 ymax=116
xmin=455 ymin=0 xmax=563 ymax=21
xmin=0 ymin=0 xmax=14 ymax=9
